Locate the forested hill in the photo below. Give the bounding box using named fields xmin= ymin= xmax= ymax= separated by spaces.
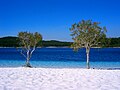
xmin=0 ymin=36 xmax=71 ymax=47
xmin=0 ymin=36 xmax=120 ymax=47
xmin=0 ymin=37 xmax=19 ymax=47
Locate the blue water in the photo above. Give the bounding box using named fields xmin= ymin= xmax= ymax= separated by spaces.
xmin=0 ymin=48 xmax=120 ymax=68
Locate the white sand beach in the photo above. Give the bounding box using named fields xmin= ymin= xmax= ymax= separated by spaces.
xmin=0 ymin=68 xmax=120 ymax=90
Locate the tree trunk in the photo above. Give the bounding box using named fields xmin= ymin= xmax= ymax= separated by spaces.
xmin=26 ymin=59 xmax=30 ymax=67
xmin=86 ymin=47 xmax=90 ymax=69
xmin=25 ymin=50 xmax=32 ymax=67
xmin=25 ymin=58 xmax=32 ymax=67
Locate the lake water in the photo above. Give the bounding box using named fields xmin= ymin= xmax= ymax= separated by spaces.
xmin=0 ymin=48 xmax=120 ymax=69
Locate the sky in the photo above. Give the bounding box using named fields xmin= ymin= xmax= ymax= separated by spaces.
xmin=0 ymin=0 xmax=120 ymax=41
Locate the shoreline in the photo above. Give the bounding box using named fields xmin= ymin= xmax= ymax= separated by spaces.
xmin=0 ymin=67 xmax=120 ymax=70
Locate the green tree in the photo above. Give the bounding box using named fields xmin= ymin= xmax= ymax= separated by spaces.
xmin=18 ymin=32 xmax=42 ymax=67
xmin=70 ymin=20 xmax=107 ymax=69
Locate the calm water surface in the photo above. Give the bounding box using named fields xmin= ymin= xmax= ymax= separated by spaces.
xmin=0 ymin=48 xmax=120 ymax=68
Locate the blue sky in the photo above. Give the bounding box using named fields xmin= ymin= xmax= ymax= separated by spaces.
xmin=0 ymin=0 xmax=120 ymax=41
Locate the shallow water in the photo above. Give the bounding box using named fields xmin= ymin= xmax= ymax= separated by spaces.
xmin=0 ymin=48 xmax=120 ymax=68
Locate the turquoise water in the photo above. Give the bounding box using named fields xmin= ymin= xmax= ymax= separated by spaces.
xmin=0 ymin=48 xmax=120 ymax=69
xmin=0 ymin=60 xmax=120 ymax=69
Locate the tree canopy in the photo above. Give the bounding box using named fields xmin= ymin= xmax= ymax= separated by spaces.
xmin=70 ymin=20 xmax=107 ymax=50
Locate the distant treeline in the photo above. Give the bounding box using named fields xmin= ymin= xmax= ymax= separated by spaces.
xmin=0 ymin=37 xmax=71 ymax=47
xmin=0 ymin=36 xmax=120 ymax=47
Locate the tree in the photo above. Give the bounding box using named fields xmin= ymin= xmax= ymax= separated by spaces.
xmin=18 ymin=32 xmax=42 ymax=67
xmin=70 ymin=20 xmax=107 ymax=69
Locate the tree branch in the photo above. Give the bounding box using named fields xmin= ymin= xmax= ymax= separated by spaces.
xmin=20 ymin=50 xmax=27 ymax=59
xmin=29 ymin=46 xmax=36 ymax=59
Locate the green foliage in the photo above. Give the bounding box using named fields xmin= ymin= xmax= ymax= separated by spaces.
xmin=70 ymin=20 xmax=107 ymax=50
xmin=0 ymin=37 xmax=19 ymax=47
xmin=108 ymin=37 xmax=120 ymax=47
xmin=18 ymin=31 xmax=42 ymax=48
xmin=40 ymin=40 xmax=71 ymax=47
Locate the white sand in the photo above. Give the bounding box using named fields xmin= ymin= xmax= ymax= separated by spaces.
xmin=0 ymin=68 xmax=120 ymax=90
